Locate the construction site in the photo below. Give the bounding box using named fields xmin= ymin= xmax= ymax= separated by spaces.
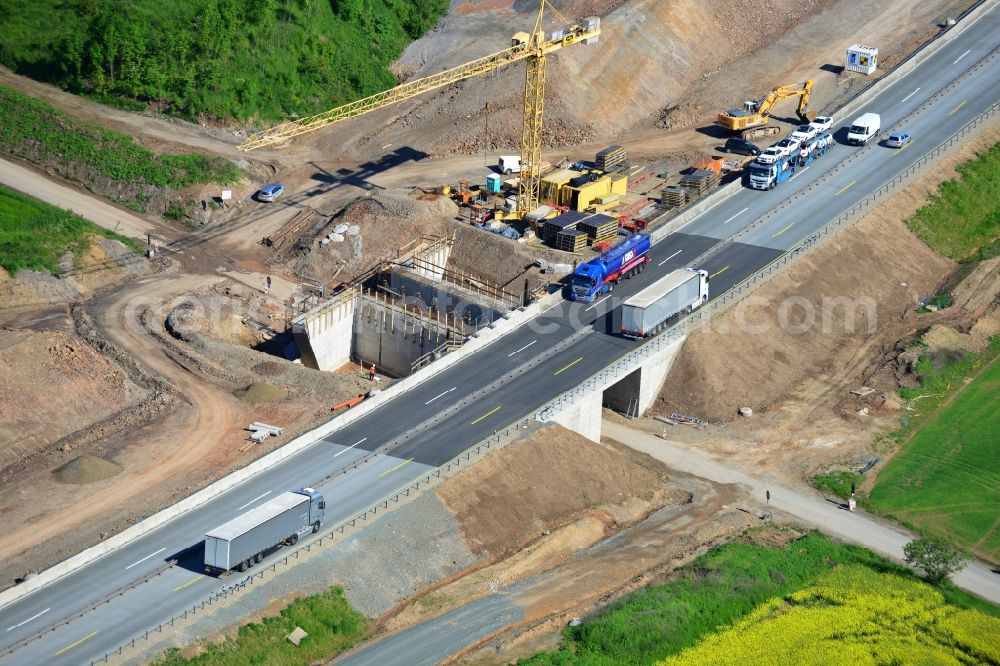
xmin=0 ymin=0 xmax=998 ymax=663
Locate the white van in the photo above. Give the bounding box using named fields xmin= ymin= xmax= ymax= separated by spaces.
xmin=847 ymin=113 xmax=881 ymax=146
xmin=498 ymin=155 xmax=521 ymax=175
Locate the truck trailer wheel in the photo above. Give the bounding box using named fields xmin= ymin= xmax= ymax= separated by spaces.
xmin=255 ymin=552 xmax=264 ymax=564
xmin=238 ymin=560 xmax=248 ymax=572
xmin=289 ymin=533 xmax=299 ymax=546
xmin=312 ymin=522 xmax=321 ymax=533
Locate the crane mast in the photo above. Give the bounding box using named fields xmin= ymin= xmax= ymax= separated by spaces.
xmin=238 ymin=2 xmax=600 ymax=217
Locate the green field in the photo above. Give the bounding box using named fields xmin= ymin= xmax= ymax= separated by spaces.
xmin=517 ymin=531 xmax=998 ymax=666
xmin=0 ymin=185 xmax=140 ymax=275
xmin=868 ymin=336 xmax=1000 ymax=562
xmin=0 ymin=85 xmax=243 ymax=213
xmin=659 ymin=565 xmax=1000 ymax=665
xmin=906 ymin=141 xmax=1000 ymax=262
xmin=0 ymin=0 xmax=447 ymax=122
xmin=152 ymin=586 xmax=367 ymax=665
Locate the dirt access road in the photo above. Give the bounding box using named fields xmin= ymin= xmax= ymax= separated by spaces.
xmin=0 ymin=157 xmax=154 ymax=240
xmin=604 ymin=420 xmax=1000 ymax=605
xmin=0 ymin=273 xmax=241 ymax=567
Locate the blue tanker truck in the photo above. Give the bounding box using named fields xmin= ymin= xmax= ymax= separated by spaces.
xmin=566 ymin=233 xmax=651 ymax=302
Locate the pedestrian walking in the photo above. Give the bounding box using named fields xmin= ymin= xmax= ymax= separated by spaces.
xmin=369 ymin=363 xmax=376 ymax=381
xmin=766 ymin=489 xmax=771 ymax=505
xmin=265 ymin=275 xmax=272 ymax=295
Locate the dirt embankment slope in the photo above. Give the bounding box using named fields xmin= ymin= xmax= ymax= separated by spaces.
xmin=656 ymin=123 xmax=1000 ymax=425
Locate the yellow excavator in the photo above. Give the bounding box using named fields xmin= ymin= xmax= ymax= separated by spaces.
xmin=716 ymin=80 xmax=815 ymax=140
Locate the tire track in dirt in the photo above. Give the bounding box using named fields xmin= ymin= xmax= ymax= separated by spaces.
xmin=0 ymin=273 xmax=237 ymax=563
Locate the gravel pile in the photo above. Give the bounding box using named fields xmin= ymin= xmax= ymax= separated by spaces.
xmin=52 ymin=454 xmax=122 ymax=484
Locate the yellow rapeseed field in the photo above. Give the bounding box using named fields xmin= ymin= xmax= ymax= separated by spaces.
xmin=659 ymin=565 xmax=1000 ymax=665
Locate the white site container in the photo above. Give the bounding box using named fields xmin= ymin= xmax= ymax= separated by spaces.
xmin=846 ymin=44 xmax=878 ymax=75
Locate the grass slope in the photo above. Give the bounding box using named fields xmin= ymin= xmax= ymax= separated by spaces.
xmin=0 ymin=84 xmax=243 ymax=214
xmin=868 ymin=337 xmax=1000 ymax=562
xmin=152 ymin=586 xmax=367 ymax=665
xmin=906 ymin=141 xmax=1000 ymax=262
xmin=0 ymin=0 xmax=447 ymax=122
xmin=659 ymin=565 xmax=1000 ymax=665
xmin=517 ymin=531 xmax=999 ymax=666
xmin=0 ymin=185 xmax=139 ymax=275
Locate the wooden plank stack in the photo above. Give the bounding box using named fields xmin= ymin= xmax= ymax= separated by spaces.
xmin=556 ymin=229 xmax=588 ymax=253
xmin=679 ymin=169 xmax=720 ymax=196
xmin=577 ymin=214 xmax=618 ymax=245
xmin=661 ymin=185 xmax=689 ymax=208
xmin=596 ymin=145 xmax=628 ymax=172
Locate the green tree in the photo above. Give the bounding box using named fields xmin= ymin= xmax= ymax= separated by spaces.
xmin=903 ymin=536 xmax=969 ymax=585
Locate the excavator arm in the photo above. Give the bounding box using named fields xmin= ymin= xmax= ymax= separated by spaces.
xmin=755 ymin=80 xmax=814 ymax=121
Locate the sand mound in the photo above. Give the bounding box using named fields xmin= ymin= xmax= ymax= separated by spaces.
xmin=235 ymin=382 xmax=287 ymax=402
xmin=52 ymin=455 xmax=123 ymax=484
xmin=436 ymin=423 xmax=683 ymax=557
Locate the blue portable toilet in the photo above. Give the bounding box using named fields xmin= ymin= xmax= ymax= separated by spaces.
xmin=486 ymin=173 xmax=502 ymax=193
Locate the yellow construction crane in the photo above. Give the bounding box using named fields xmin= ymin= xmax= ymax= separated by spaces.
xmin=716 ymin=80 xmax=815 ymax=140
xmin=238 ymin=1 xmax=600 ymax=218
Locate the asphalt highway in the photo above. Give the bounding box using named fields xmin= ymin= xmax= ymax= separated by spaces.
xmin=2 ymin=5 xmax=999 ymax=663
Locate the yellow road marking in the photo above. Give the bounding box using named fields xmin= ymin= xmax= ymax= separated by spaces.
xmin=379 ymin=457 xmax=413 ymax=477
xmin=709 ymin=265 xmax=729 ymax=279
xmin=772 ymin=222 xmax=794 ymax=238
xmin=55 ymin=630 xmax=98 ymax=656
xmin=173 ymin=575 xmax=204 ymax=592
xmin=553 ymin=357 xmax=584 ymax=376
xmin=948 ymin=100 xmax=967 ymax=116
xmin=834 ymin=180 xmax=856 ymax=196
xmin=892 ymin=141 xmax=913 ymax=155
xmin=470 ymin=405 xmax=501 ymax=425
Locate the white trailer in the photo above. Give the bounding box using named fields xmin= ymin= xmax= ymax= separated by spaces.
xmin=620 ymin=268 xmax=709 ymax=338
xmin=204 ymin=488 xmax=325 ymax=575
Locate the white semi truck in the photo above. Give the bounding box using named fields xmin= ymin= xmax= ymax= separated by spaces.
xmin=204 ymin=488 xmax=325 ymax=575
xmin=620 ymin=268 xmax=709 ymax=338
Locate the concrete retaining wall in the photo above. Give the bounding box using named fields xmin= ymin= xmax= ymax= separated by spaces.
xmin=292 ymin=290 xmax=356 ymax=371
xmin=353 ymin=298 xmax=452 ymax=377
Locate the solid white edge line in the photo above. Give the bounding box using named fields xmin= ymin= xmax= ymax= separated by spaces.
xmin=6 ymin=607 xmax=50 ymax=631
xmin=333 ymin=438 xmax=367 ymax=458
xmin=124 ymin=547 xmax=167 ymax=571
xmin=235 ymin=491 xmax=271 ymax=511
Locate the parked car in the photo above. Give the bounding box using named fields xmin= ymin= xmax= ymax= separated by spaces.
xmin=773 ymin=137 xmax=802 ymax=157
xmin=885 ymin=131 xmax=912 ymax=148
xmin=809 ymin=116 xmax=833 ymax=133
xmin=257 ymin=183 xmax=286 ymax=202
xmin=790 ymin=124 xmax=819 ymax=142
xmin=756 ymin=146 xmax=784 ymax=165
xmin=724 ymin=138 xmax=761 ymax=156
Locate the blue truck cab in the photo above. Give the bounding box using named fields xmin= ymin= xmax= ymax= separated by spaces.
xmin=566 ymin=233 xmax=651 ymax=302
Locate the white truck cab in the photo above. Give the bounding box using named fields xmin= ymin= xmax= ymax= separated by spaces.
xmin=847 ymin=113 xmax=881 ymax=145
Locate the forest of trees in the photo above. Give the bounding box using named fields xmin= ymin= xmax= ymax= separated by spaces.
xmin=0 ymin=0 xmax=448 ymax=121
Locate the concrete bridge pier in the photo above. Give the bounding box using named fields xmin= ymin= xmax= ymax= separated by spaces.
xmin=543 ymin=335 xmax=685 ymax=442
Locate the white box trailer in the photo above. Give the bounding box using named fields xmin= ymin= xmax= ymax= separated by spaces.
xmin=620 ymin=268 xmax=709 ymax=338
xmin=204 ymin=488 xmax=325 ymax=575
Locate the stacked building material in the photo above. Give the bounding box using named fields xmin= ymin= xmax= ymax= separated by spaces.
xmin=577 ymin=214 xmax=618 ymax=245
xmin=661 ymin=185 xmax=689 ymax=207
xmin=596 ymin=145 xmax=628 ymax=172
xmin=679 ymin=169 xmax=720 ymax=196
xmin=556 ymin=229 xmax=588 ymax=253
xmin=542 ymin=215 xmax=579 ymax=243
